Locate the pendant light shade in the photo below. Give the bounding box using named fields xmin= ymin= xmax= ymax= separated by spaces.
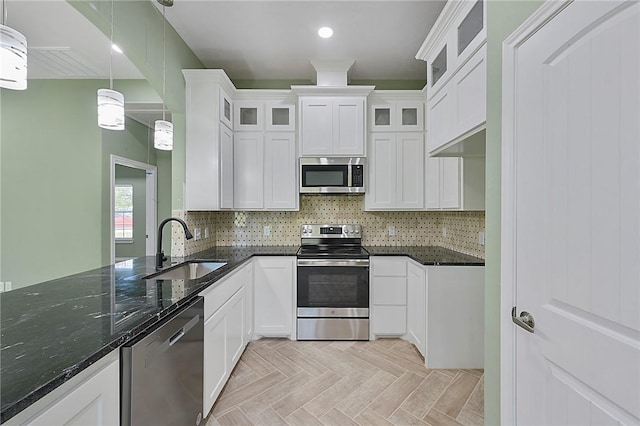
xmin=97 ymin=88 xmax=125 ymax=130
xmin=0 ymin=23 xmax=27 ymax=90
xmin=154 ymin=120 xmax=173 ymax=150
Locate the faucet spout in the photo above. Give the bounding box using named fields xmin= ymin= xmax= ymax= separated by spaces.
xmin=156 ymin=217 xmax=193 ymax=270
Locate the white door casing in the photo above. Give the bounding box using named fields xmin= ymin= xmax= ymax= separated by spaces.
xmin=502 ymin=1 xmax=640 ymax=425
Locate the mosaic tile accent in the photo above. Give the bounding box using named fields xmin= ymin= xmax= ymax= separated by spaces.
xmin=175 ymin=196 xmax=485 ymax=258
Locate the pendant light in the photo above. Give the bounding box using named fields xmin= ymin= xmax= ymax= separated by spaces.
xmin=97 ymin=0 xmax=124 ymax=130
xmin=0 ymin=0 xmax=27 ymax=90
xmin=154 ymin=0 xmax=173 ymax=151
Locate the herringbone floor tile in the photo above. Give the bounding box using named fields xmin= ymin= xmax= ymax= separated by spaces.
xmin=206 ymin=339 xmax=484 ymax=426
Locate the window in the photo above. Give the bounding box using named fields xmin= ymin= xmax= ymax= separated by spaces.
xmin=115 ymin=185 xmax=133 ymax=240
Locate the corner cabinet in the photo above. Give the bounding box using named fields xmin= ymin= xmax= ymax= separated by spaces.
xmin=371 ymin=257 xmax=408 ymax=336
xmin=293 ymin=86 xmax=374 ymax=157
xmin=425 ymin=156 xmax=485 ymax=210
xmin=416 ymin=0 xmax=487 ymax=155
xmin=184 ymin=70 xmax=236 ymax=210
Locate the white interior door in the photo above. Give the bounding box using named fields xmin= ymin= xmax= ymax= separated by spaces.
xmin=502 ymin=1 xmax=640 ymax=424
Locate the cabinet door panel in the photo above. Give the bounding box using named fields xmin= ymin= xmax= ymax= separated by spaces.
xmin=300 ymin=98 xmax=332 ymax=155
xmin=427 ymin=87 xmax=453 ymax=153
xmin=234 ymin=132 xmax=264 ymax=209
xmin=333 ymin=98 xmax=365 ymax=155
xmin=372 ymin=306 xmax=407 ymax=335
xmin=234 ymin=101 xmax=264 ymax=131
xmin=219 ymin=87 xmax=233 ymax=129
xmin=407 ymin=262 xmax=426 ymax=357
xmin=397 ymin=101 xmax=425 ymax=131
xmin=204 ymin=310 xmax=227 ymax=415
xmin=264 ymin=133 xmax=297 ymax=210
xmin=266 ymin=102 xmax=295 ymax=132
xmin=226 ymin=289 xmax=245 ymax=366
xmin=396 ymin=133 xmax=424 ymax=209
xmin=367 ymin=134 xmax=397 ymax=209
xmin=220 ymin=126 xmax=234 ymax=209
xmin=440 ymin=158 xmax=461 ymax=209
xmin=425 ymin=157 xmax=441 ymax=209
xmin=454 ymin=45 xmax=487 ymax=136
xmin=254 ymin=257 xmax=294 ymax=336
xmin=373 ymin=276 xmax=407 ymax=305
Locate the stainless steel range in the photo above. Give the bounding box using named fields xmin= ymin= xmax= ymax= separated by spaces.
xmin=296 ymin=224 xmax=369 ymax=340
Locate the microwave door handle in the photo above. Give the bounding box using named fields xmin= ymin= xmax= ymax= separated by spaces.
xmin=347 ymin=165 xmax=352 ymax=187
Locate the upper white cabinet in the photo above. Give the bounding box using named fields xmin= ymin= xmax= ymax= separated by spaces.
xmin=365 ymin=133 xmax=425 ymax=210
xmin=369 ymin=100 xmax=424 ymax=132
xmin=416 ymin=0 xmax=487 ymax=155
xmin=232 ymin=92 xmax=298 ymax=211
xmin=426 ymin=156 xmax=485 ymax=210
xmin=184 ymin=70 xmax=236 ymax=210
xmin=293 ymin=86 xmax=374 ymax=157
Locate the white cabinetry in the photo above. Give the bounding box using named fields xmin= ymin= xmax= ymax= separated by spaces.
xmin=371 ymin=257 xmax=407 ymax=336
xmin=425 ymin=266 xmax=484 ymax=369
xmin=294 ymin=86 xmax=374 ymax=157
xmin=370 ymin=100 xmax=424 ymax=132
xmin=184 ymin=70 xmax=235 ymax=210
xmin=366 ymin=132 xmax=425 ymax=210
xmin=233 ymin=93 xmax=298 ymax=211
xmin=7 ymin=352 xmax=119 ymax=426
xmin=200 ymin=262 xmax=252 ymax=416
xmin=234 ymin=132 xmax=265 ymax=209
xmin=426 ymin=157 xmax=485 ymax=210
xmin=254 ymin=257 xmax=295 ymax=337
xmin=416 ymin=0 xmax=487 ymax=155
xmin=407 ymin=261 xmax=426 ymax=357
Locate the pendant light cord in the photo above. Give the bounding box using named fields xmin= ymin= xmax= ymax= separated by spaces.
xmin=109 ymin=0 xmax=114 ymax=90
xmin=162 ymin=4 xmax=166 ymax=122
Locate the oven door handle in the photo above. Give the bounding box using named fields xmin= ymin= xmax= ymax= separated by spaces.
xmin=297 ymin=259 xmax=370 ymax=267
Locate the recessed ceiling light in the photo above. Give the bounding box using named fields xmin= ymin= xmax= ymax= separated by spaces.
xmin=318 ymin=27 xmax=333 ymax=39
xmin=112 ymin=44 xmax=123 ymax=54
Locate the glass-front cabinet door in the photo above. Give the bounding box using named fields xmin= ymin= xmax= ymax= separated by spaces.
xmin=266 ymin=101 xmax=295 ymax=131
xmin=397 ymin=101 xmax=424 ymax=131
xmin=430 ymin=44 xmax=448 ymax=88
xmin=219 ymin=87 xmax=233 ymax=129
xmin=370 ymin=104 xmax=393 ymax=131
xmin=234 ymin=101 xmax=264 ymax=130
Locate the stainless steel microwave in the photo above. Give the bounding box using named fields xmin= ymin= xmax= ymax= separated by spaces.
xmin=299 ymin=157 xmax=366 ymax=194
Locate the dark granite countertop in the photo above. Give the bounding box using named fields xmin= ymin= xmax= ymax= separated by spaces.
xmin=0 ymin=244 xmax=478 ymax=422
xmin=0 ymin=246 xmax=298 ymax=423
xmin=365 ymin=246 xmax=485 ymax=266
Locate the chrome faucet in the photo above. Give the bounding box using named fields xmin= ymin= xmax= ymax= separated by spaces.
xmin=156 ymin=217 xmax=193 ymax=270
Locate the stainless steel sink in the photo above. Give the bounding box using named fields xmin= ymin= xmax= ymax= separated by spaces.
xmin=146 ymin=261 xmax=227 ymax=281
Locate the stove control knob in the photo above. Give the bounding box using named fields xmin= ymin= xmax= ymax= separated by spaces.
xmin=355 ymin=229 xmax=360 ymax=234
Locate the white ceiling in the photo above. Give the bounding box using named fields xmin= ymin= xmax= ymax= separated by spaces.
xmin=159 ymin=1 xmax=446 ymax=82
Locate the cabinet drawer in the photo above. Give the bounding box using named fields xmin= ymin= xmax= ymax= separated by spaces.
xmin=372 ymin=306 xmax=407 ymax=335
xmin=200 ymin=266 xmax=246 ymax=319
xmin=372 ymin=258 xmax=407 ymax=276
xmin=372 ymin=277 xmax=407 ymax=305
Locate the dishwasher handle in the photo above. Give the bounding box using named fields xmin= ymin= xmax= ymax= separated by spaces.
xmin=169 ymin=328 xmax=186 ymax=346
xmin=144 ymin=305 xmax=202 ymax=368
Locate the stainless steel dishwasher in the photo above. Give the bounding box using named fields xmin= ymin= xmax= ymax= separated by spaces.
xmin=121 ymin=297 xmax=204 ymax=426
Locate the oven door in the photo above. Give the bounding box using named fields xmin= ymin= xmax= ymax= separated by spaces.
xmin=296 ymin=259 xmax=369 ymax=316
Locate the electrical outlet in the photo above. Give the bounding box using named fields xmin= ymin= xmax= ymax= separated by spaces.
xmin=442 ymin=226 xmax=447 ymax=238
xmin=204 ymin=227 xmax=210 ymax=239
xmin=0 ymin=282 xmax=12 ymax=292
xmin=194 ymin=228 xmax=201 ymax=241
xmin=264 ymin=226 xmax=270 ymax=236
xmin=479 ymin=231 xmax=485 ymax=246
xmin=388 ymin=225 xmax=396 ymax=236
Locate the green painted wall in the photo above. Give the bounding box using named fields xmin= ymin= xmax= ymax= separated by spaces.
xmin=68 ymin=1 xmax=204 ymax=212
xmin=0 ymin=80 xmax=171 ymax=289
xmin=485 ymin=1 xmax=542 ymax=424
xmin=115 ymin=165 xmax=147 ymax=259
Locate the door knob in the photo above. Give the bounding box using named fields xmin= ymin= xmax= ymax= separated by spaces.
xmin=512 ymin=307 xmax=535 ymax=333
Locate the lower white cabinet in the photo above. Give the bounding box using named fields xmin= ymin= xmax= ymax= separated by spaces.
xmin=254 ymin=257 xmax=295 ymax=337
xmin=200 ymin=263 xmax=251 ymax=416
xmin=9 ymin=352 xmax=119 ymax=426
xmin=371 ymin=257 xmax=407 ymax=336
xmin=407 ymin=261 xmax=426 ymax=356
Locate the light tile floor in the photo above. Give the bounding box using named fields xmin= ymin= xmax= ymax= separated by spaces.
xmin=206 ymin=339 xmax=484 ymax=426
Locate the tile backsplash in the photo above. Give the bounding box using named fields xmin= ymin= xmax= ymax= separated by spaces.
xmin=172 ymin=196 xmax=485 ymax=258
